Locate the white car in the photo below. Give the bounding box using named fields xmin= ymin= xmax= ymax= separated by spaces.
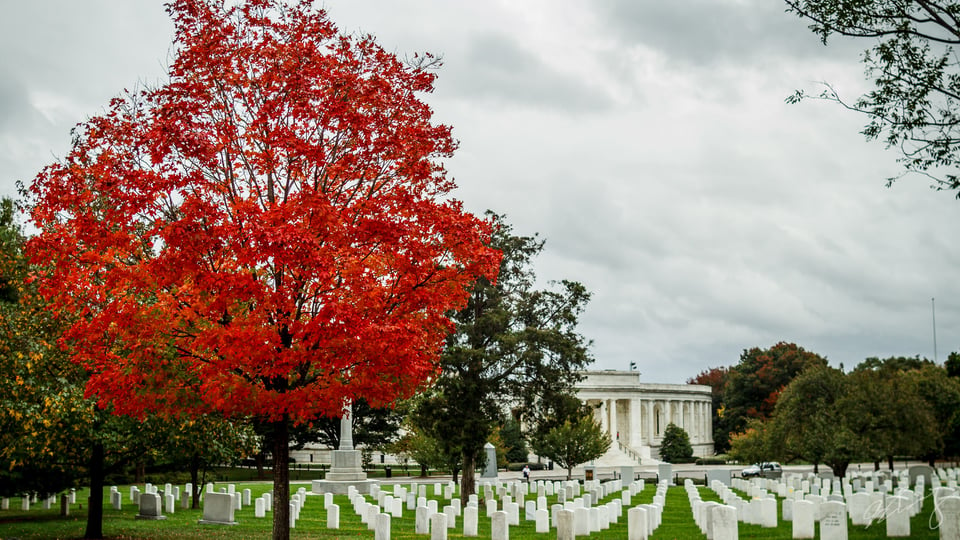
xmin=741 ymin=462 xmax=782 ymax=479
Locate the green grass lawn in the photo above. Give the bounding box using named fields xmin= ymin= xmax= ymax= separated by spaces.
xmin=0 ymin=480 xmax=947 ymax=539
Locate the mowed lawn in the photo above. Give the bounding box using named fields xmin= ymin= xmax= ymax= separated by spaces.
xmin=0 ymin=480 xmax=945 ymax=539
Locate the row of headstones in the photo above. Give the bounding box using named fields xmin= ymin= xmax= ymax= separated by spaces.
xmin=716 ymin=477 xmax=923 ymax=538
xmin=0 ymin=489 xmax=77 ymax=515
xmin=127 ymin=481 xmax=283 ymax=525
xmin=198 ymin=487 xmax=320 ymax=527
xmin=741 ymin=474 xmax=906 ymax=500
xmin=735 ymin=474 xmax=928 ymax=527
xmin=687 ymin=480 xmax=738 ymax=540
xmin=337 ymin=480 xmax=664 ymax=539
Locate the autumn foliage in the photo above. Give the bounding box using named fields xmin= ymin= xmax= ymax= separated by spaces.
xmin=26 ymin=1 xmax=498 ymax=537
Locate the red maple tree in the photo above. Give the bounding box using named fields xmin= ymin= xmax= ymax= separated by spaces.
xmin=26 ymin=1 xmax=499 ymax=538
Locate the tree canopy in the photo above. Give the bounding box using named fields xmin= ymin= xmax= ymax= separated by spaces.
xmin=412 ymin=213 xmax=592 ymax=503
xmin=718 ymin=342 xmax=827 ymax=452
xmin=25 ymin=1 xmax=498 ymax=538
xmin=785 ymin=0 xmax=960 ymax=191
xmin=536 ymin=413 xmax=610 ymax=481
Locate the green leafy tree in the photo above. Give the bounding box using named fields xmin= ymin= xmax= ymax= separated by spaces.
xmin=785 ymin=0 xmax=960 ymax=190
xmin=945 ymin=352 xmax=960 ymax=378
xmin=0 ymin=198 xmax=175 ymax=538
xmin=529 ymin=393 xmax=595 ymax=460
xmin=412 ymin=213 xmax=592 ymax=503
xmin=155 ymin=415 xmax=257 ymax=509
xmin=719 ymin=342 xmax=827 ymax=452
xmin=728 ymin=419 xmax=770 ymax=465
xmin=537 ymin=414 xmax=611 ymax=480
xmin=848 ymin=359 xmax=939 ymax=470
xmin=387 ymin=425 xmax=434 ymax=477
xmin=906 ymin=364 xmax=960 ymax=463
xmin=659 ymin=423 xmax=694 ymax=463
xmin=502 ymin=418 xmax=528 ymax=464
xmin=769 ymin=366 xmax=861 ymax=477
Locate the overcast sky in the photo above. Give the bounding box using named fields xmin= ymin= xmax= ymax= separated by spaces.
xmin=3 ymin=1 xmax=960 ymax=384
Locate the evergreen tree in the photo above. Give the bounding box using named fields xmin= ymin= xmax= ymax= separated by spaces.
xmin=659 ymin=423 xmax=693 ymax=463
xmin=412 ymin=213 xmax=592 ymax=503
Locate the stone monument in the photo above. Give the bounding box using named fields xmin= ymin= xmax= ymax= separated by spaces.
xmin=482 ymin=442 xmax=498 ymax=478
xmin=312 ymin=402 xmax=377 ymax=494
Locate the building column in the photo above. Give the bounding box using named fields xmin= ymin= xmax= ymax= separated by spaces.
xmin=598 ymin=400 xmax=608 ymax=434
xmin=629 ymin=398 xmax=641 ymax=447
xmin=646 ymin=399 xmax=654 ymax=441
xmin=693 ymin=401 xmax=701 ymax=443
xmin=701 ymin=401 xmax=708 ymax=442
xmin=703 ymin=400 xmax=713 ymax=443
xmin=701 ymin=401 xmax=707 ymax=442
xmin=609 ymin=399 xmax=618 ymax=442
xmin=680 ymin=400 xmax=686 ymax=431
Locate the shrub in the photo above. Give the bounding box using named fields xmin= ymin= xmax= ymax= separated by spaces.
xmin=659 ymin=423 xmax=693 ymax=463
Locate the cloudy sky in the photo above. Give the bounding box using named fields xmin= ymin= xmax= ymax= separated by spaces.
xmin=3 ymin=1 xmax=960 ymax=384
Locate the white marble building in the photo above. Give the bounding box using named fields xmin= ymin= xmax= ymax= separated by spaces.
xmin=576 ymin=370 xmax=714 ymax=462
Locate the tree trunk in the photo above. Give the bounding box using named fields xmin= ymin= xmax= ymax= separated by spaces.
xmin=272 ymin=416 xmax=290 ymax=540
xmin=420 ymin=463 xmax=428 ymax=477
xmin=452 ymin=465 xmax=460 ymax=485
xmin=829 ymin=461 xmax=848 ymax=478
xmin=566 ymin=466 xmax=572 ymax=481
xmin=874 ymin=460 xmax=880 ymax=471
xmin=256 ymin=451 xmax=266 ymax=480
xmin=190 ymin=453 xmax=201 ymax=510
xmin=460 ymin=450 xmax=476 ymax=506
xmin=813 ymin=462 xmax=819 ymax=474
xmin=84 ymin=441 xmax=105 ymax=539
xmin=887 ymin=455 xmax=895 ymax=471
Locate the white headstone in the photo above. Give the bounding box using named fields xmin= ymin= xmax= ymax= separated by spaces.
xmin=505 ymin=501 xmax=519 ymax=526
xmin=819 ymin=500 xmax=847 ymax=540
xmin=793 ymin=499 xmax=814 ymax=539
xmin=323 ymin=502 xmax=337 ymax=529
xmin=443 ymin=504 xmax=456 ymax=528
xmin=558 ymin=508 xmax=575 ymax=540
xmin=711 ymin=504 xmax=738 ymax=540
xmin=430 ymin=512 xmax=448 ymax=540
xmin=628 ymin=506 xmax=648 ymax=540
xmin=491 ymin=510 xmax=509 ymax=540
xmin=255 ymin=497 xmax=266 ymax=518
xmin=375 ymin=511 xmax=390 ymax=540
xmin=759 ymin=497 xmax=777 ymax=528
xmin=937 ymin=495 xmax=960 ymax=540
xmin=198 ymin=491 xmax=237 ymax=526
xmin=847 ymin=492 xmax=871 ymax=526
xmin=574 ymin=506 xmax=590 ymax=536
xmin=886 ymin=495 xmax=910 ymax=537
xmin=415 ymin=505 xmax=431 ymax=534
xmin=463 ymin=504 xmax=479 ymax=536
xmin=533 ymin=508 xmax=549 ymax=533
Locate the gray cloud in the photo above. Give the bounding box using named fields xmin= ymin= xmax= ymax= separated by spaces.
xmin=5 ymin=0 xmax=960 ymax=386
xmin=437 ymin=33 xmax=613 ymax=112
xmin=597 ymin=0 xmax=866 ymax=67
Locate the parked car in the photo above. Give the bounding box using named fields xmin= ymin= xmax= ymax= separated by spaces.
xmin=741 ymin=462 xmax=782 ymax=479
